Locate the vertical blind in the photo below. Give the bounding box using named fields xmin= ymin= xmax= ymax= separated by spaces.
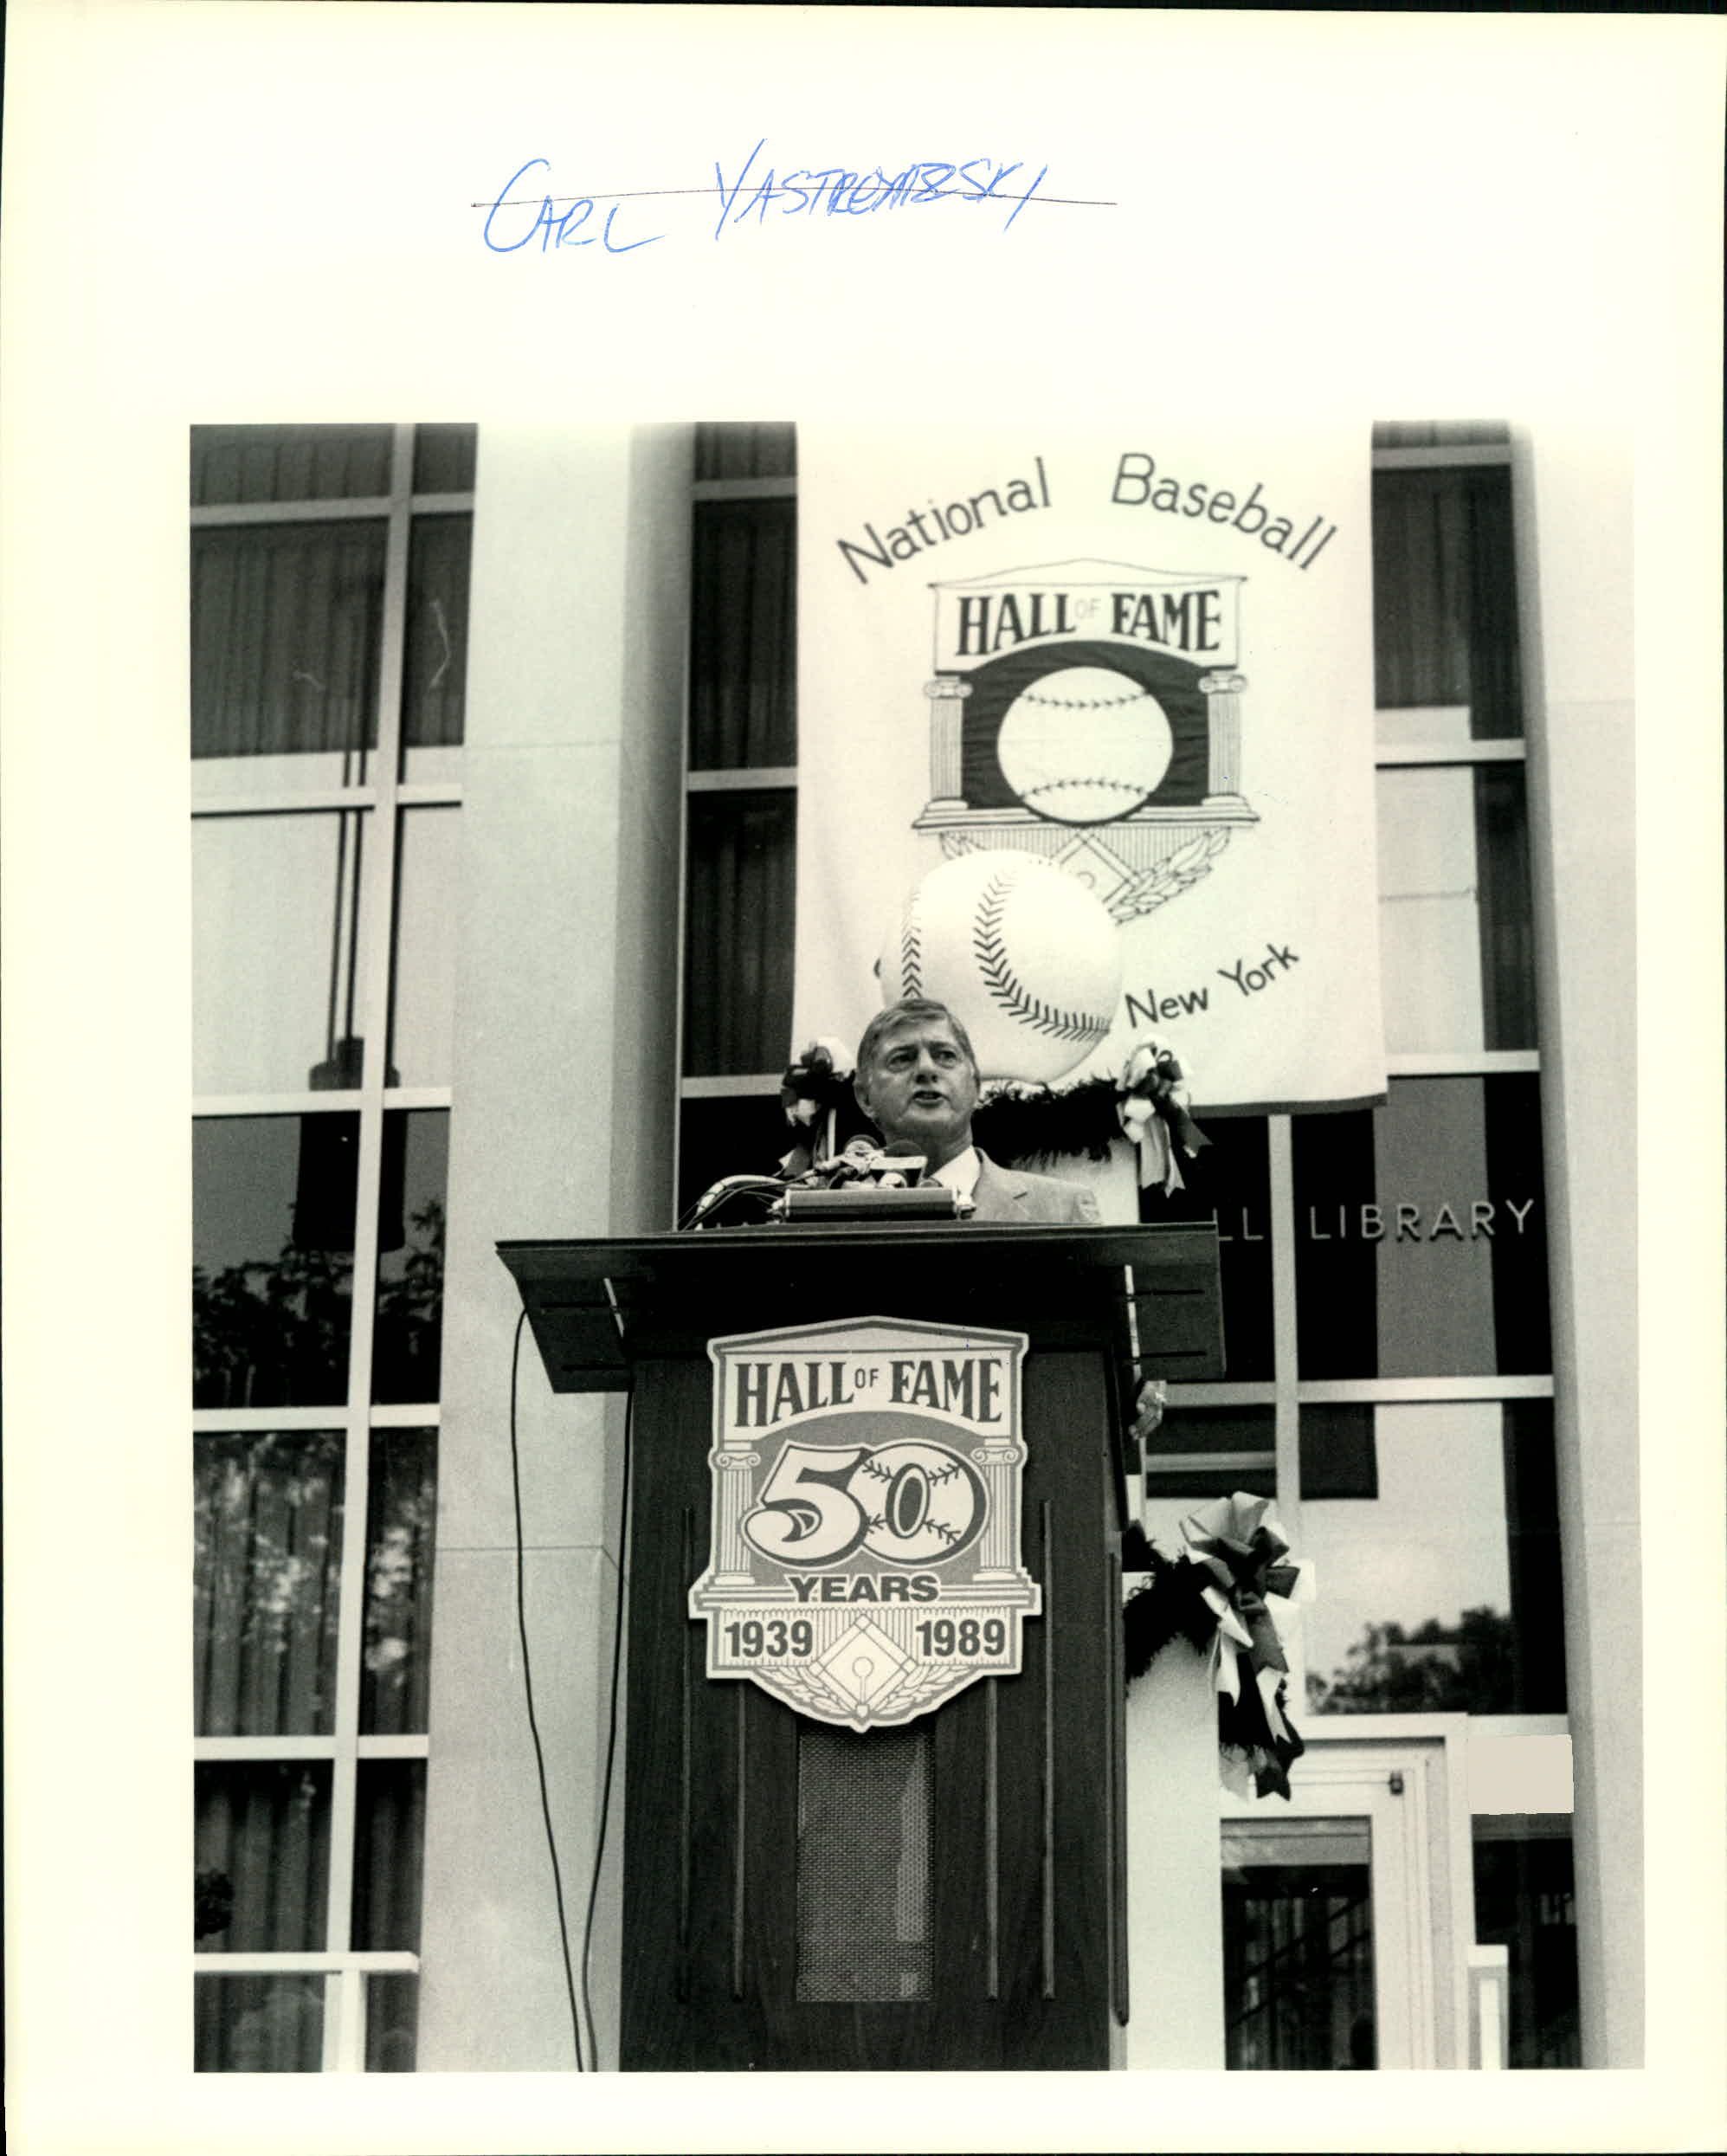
xmin=192 ymin=424 xmax=395 ymax=507
xmin=682 ymin=789 xmax=796 ymax=1075
xmin=689 ymin=500 xmax=797 ymax=769
xmin=195 ymin=1430 xmax=345 ymax=1736
xmin=1370 ymin=468 xmax=1523 ymax=736
xmin=191 ymin=523 xmax=385 ymax=760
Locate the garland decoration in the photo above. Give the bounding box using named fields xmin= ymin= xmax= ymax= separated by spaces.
xmin=973 ymin=1045 xmax=1209 ymax=1189
xmin=1123 ymin=1494 xmax=1309 ymax=1800
xmin=777 ymin=1037 xmax=855 ymax=1177
xmin=778 ymin=1034 xmax=1210 ymax=1191
xmin=972 ymin=1075 xmax=1122 ymax=1165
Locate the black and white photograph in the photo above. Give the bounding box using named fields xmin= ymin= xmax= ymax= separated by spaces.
xmin=3 ymin=7 xmax=1722 ymax=2154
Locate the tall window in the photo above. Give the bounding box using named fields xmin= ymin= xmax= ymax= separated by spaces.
xmin=191 ymin=424 xmax=470 ymax=2070
xmin=677 ymin=421 xmax=1579 ymax=2069
xmin=676 ymin=425 xmax=802 ymax=1209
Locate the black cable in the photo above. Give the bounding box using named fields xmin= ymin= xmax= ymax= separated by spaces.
xmin=507 ymin=1307 xmax=586 ymax=2072
xmin=674 ymin=1173 xmax=788 ymax=1232
xmin=579 ymin=1381 xmax=635 ymax=2072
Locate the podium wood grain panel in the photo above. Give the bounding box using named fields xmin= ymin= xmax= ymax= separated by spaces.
xmin=618 ymin=1349 xmax=1118 ymax=2069
xmin=502 ymin=1224 xmax=1221 ymax=2070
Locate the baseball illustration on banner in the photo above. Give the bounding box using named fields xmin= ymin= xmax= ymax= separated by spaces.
xmin=996 ymin=664 xmax=1175 ymax=825
xmin=794 ymin=438 xmax=1389 ymax=1114
xmin=878 ymin=849 xmax=1122 ymax=1081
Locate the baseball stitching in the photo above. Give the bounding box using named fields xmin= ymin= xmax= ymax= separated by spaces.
xmin=972 ymin=869 xmax=1114 ymax=1044
xmin=1016 ymin=776 xmax=1149 ymax=800
xmin=899 ymin=895 xmax=924 ymax=996
xmin=1018 ymin=687 xmax=1150 ymax=712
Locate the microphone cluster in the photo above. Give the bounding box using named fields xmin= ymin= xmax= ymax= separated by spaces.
xmin=813 ymin=1137 xmax=929 ymax=1190
xmin=686 ymin=1140 xmax=970 ymax=1228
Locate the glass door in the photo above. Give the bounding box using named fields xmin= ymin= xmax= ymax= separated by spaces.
xmin=1223 ymin=1817 xmax=1376 ymax=2068
xmin=1221 ymin=1761 xmax=1430 ymax=2068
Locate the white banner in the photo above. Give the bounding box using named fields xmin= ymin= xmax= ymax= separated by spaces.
xmin=794 ymin=429 xmax=1388 ymax=1112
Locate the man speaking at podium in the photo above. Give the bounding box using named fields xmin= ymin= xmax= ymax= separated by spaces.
xmin=854 ymin=997 xmax=1100 ymax=1225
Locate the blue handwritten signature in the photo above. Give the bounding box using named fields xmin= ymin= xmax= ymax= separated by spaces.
xmin=712 ymin=140 xmax=1047 ymax=236
xmin=482 ymin=160 xmax=666 ymax=253
xmin=480 ymin=143 xmax=1051 ymax=256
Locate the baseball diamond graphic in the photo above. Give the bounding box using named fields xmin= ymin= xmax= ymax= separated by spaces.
xmin=914 ymin=560 xmax=1260 ymax=922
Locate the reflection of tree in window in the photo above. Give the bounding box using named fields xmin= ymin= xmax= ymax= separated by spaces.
xmin=1306 ymin=1604 xmax=1514 ymax=1714
xmin=193 ymin=1188 xmax=443 ymax=1411
xmin=195 ymin=1430 xmax=344 ymax=1736
xmin=194 ymin=1235 xmax=355 ymax=1410
xmin=362 ymin=1428 xmax=439 ymax=1735
xmin=371 ymin=1197 xmax=445 ymax=1404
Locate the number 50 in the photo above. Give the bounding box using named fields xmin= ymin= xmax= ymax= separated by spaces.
xmin=741 ymin=1440 xmax=985 ymax=1567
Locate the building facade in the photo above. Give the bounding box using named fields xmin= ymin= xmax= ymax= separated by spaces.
xmin=190 ymin=418 xmax=1638 ymax=2072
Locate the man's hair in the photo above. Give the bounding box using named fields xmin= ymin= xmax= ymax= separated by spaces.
xmin=854 ymin=997 xmax=980 ymax=1088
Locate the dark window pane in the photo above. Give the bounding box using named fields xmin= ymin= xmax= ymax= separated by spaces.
xmin=1376 ymin=764 xmax=1536 ymax=1055
xmin=1144 ymin=1404 xmax=1275 ymax=1507
xmin=677 ymin=1091 xmax=856 ymax=1223
xmin=690 ymin=500 xmax=796 ymax=768
xmin=1303 ymin=1401 xmax=1566 ymax=1715
xmin=1298 ymin=1404 xmax=1378 ymax=1501
xmin=193 ymin=424 xmax=393 ymax=507
xmin=1473 ymin=765 xmax=1537 ymax=1049
xmin=364 ymin=1972 xmax=420 ymax=2072
xmin=1472 ymin=1820 xmax=1582 ymax=2068
xmin=411 ymin=423 xmax=477 ymax=494
xmin=361 ymin=1428 xmax=438 ymax=1733
xmin=195 ymin=1761 xmax=332 ymax=1952
xmin=1372 ymin=465 xmax=1522 ymax=740
xmin=694 ymin=422 xmax=796 ymax=481
xmin=195 ymin=1430 xmax=345 ymax=1736
xmin=191 ymin=522 xmax=385 ymax=766
xmin=351 ymin=1761 xmax=428 ymax=1952
xmin=194 ymin=810 xmax=377 ymax=1095
xmin=1150 ymin=1114 xmax=1273 ymax=1381
xmin=682 ymin=791 xmax=796 ymax=1075
xmin=194 ymin=1114 xmax=358 ymax=1408
xmin=402 ymin=513 xmax=471 ymax=769
xmin=196 ymin=1973 xmax=325 ymax=2071
xmin=1293 ymin=1077 xmax=1551 ymax=1379
xmin=371 ymin=1111 xmax=447 ymax=1404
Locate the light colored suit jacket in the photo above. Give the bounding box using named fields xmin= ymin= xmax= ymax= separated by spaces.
xmin=968 ymin=1149 xmax=1100 ymax=1225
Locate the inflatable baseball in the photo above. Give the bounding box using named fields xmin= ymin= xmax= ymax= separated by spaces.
xmin=878 ymin=849 xmax=1123 ymax=1081
xmin=996 ymin=664 xmax=1174 ymax=825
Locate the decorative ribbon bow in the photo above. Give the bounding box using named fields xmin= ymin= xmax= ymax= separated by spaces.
xmin=1116 ymin=1043 xmax=1210 ymax=1196
xmin=777 ymin=1037 xmax=854 ymax=1178
xmin=1179 ymin=1493 xmax=1310 ymax=1797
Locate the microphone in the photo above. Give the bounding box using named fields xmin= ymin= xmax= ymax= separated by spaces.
xmin=873 ymin=1140 xmax=927 ymax=1189
xmin=822 ymin=1135 xmax=880 ymax=1186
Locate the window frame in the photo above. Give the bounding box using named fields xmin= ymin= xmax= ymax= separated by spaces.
xmin=192 ymin=423 xmax=469 ymax=2066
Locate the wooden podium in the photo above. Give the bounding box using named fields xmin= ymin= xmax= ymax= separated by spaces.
xmin=499 ymin=1217 xmax=1222 ymax=2071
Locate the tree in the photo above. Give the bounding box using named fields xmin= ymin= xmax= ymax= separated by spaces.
xmin=1306 ymin=1604 xmax=1516 ymax=1714
xmin=192 ymin=1197 xmax=443 ymax=1409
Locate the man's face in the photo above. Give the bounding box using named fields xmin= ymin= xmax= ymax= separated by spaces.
xmin=857 ymin=1017 xmax=980 ymax=1168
